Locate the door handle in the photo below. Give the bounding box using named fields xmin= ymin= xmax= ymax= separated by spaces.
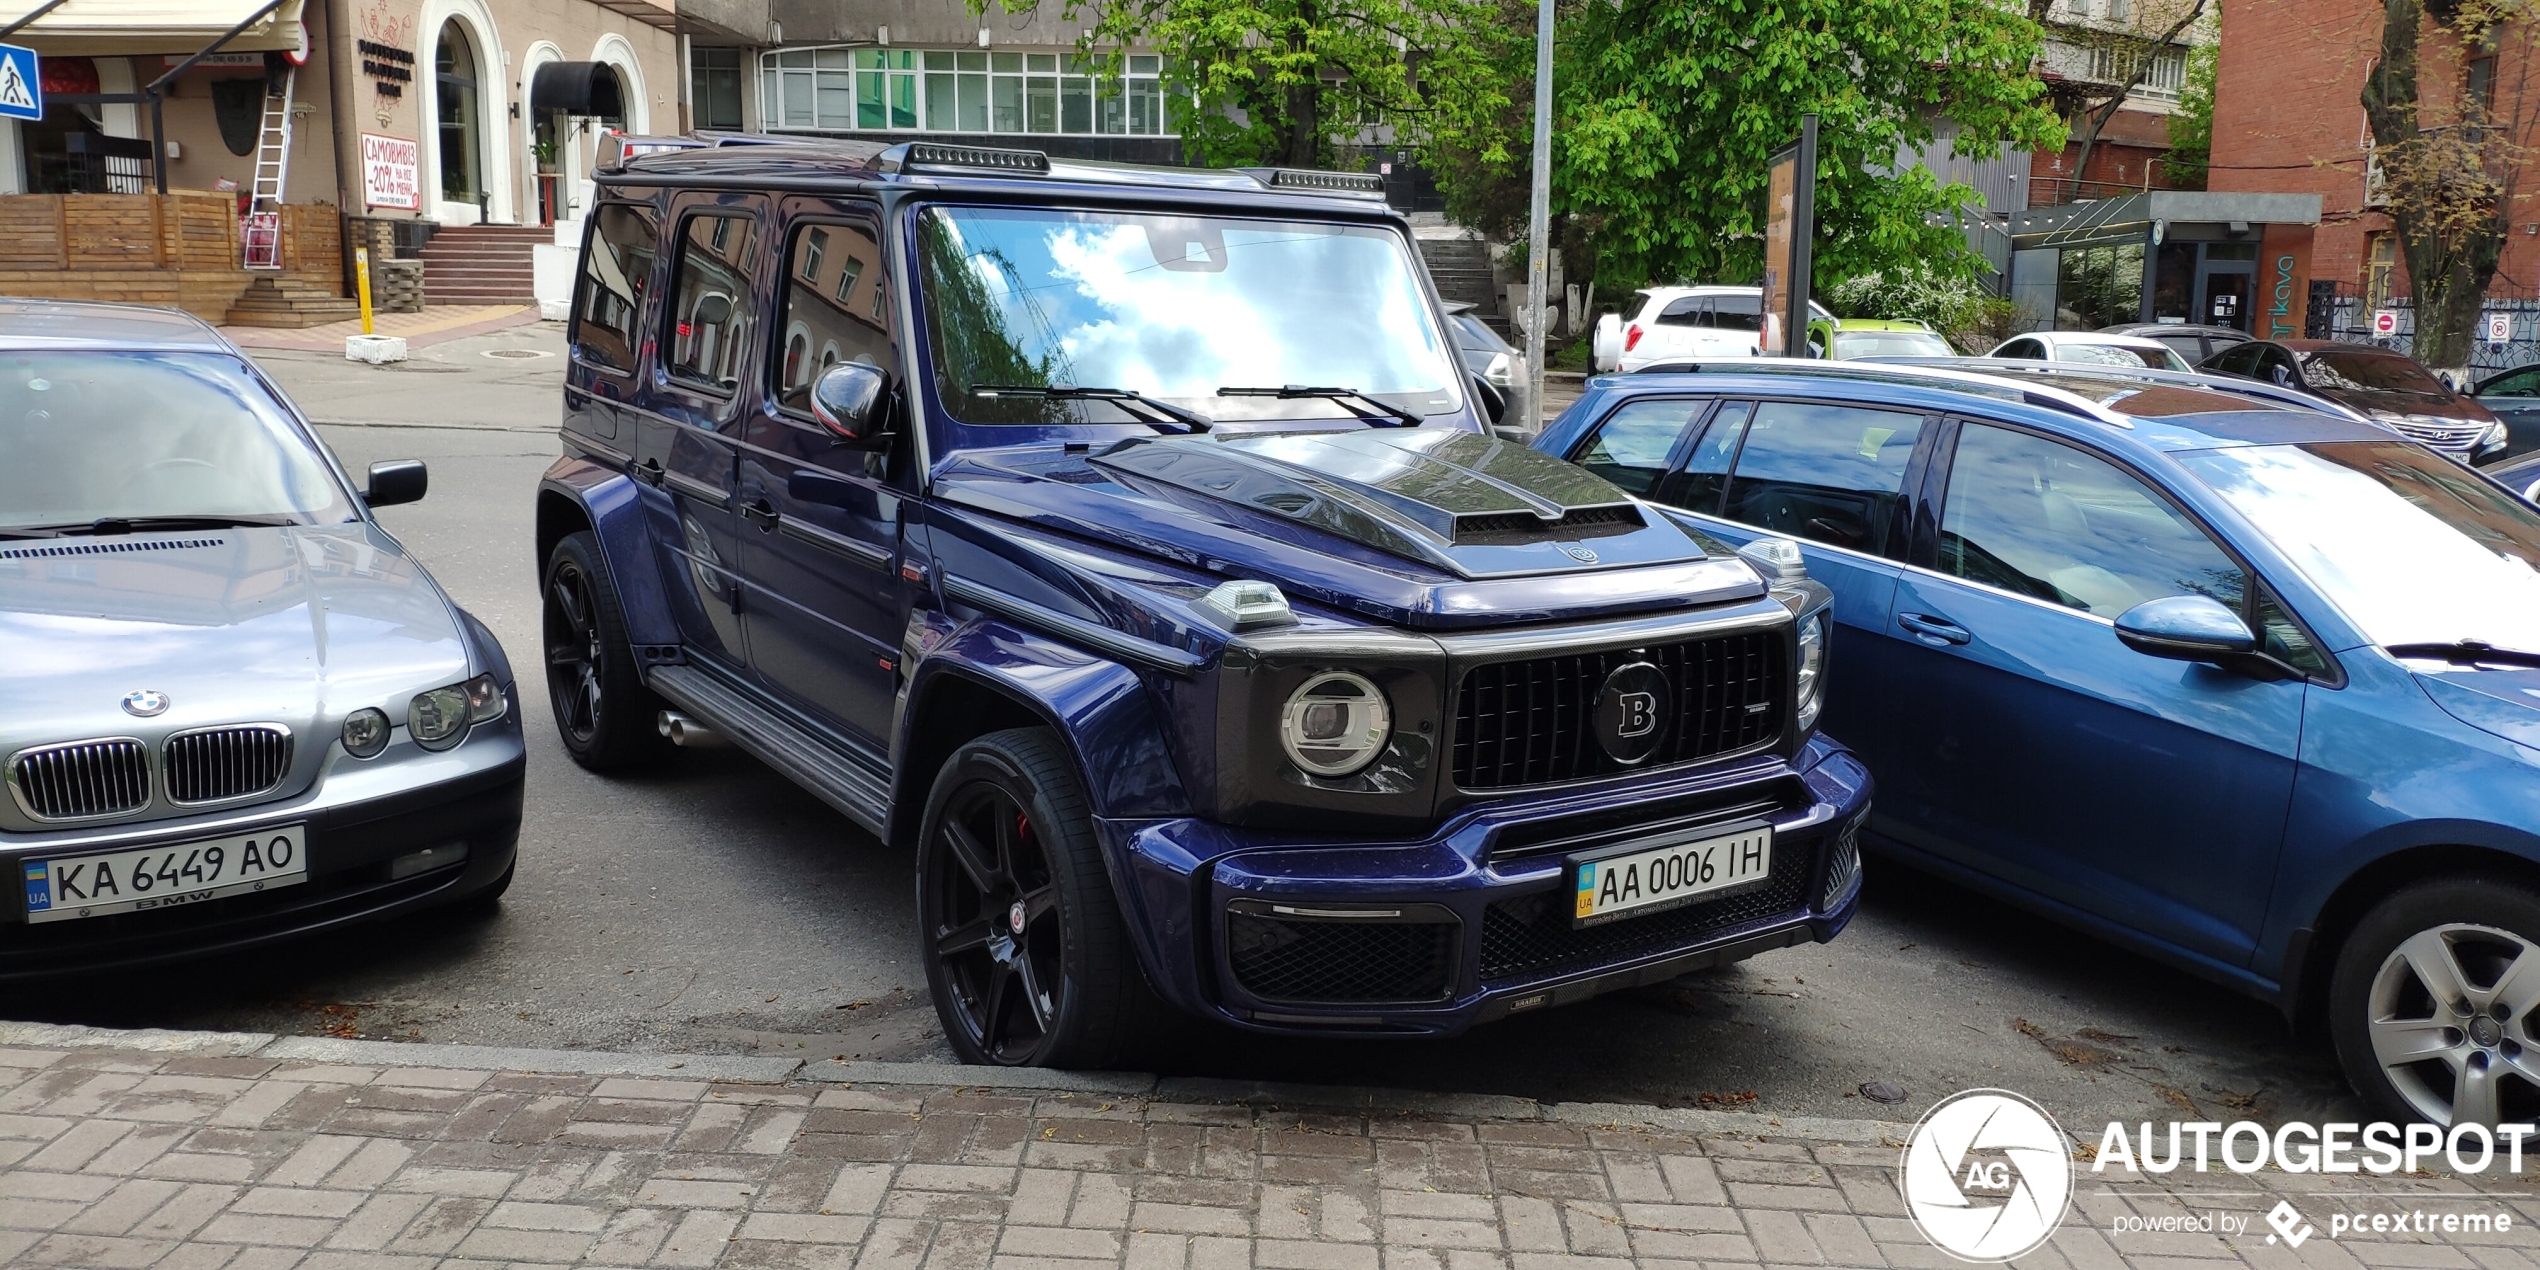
xmin=635 ymin=457 xmax=665 ymax=487
xmin=1898 ymin=612 xmax=1971 ymax=645
xmin=742 ymin=498 xmax=778 ymax=532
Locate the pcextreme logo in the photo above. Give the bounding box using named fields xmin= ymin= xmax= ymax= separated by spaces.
xmin=1900 ymin=1090 xmax=2075 ymax=1263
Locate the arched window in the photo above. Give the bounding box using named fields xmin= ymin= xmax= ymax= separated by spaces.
xmin=784 ymin=328 xmax=810 ymax=389
xmin=436 ymin=21 xmax=483 ymax=201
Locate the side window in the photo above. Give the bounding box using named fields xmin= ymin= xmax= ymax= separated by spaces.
xmin=2205 ymin=342 xmax=2252 ymax=374
xmin=1573 ymin=398 xmax=1703 ymax=496
xmin=2254 ymin=584 xmax=2331 ymax=676
xmin=1708 ymin=293 xmax=1762 ymax=333
xmin=1666 ymin=400 xmax=1751 ymax=514
xmin=2485 ymin=367 xmax=2540 ymax=398
xmin=572 ymin=203 xmax=657 ymax=374
xmin=1938 ymin=423 xmax=2245 ymax=618
xmin=2261 ymin=348 xmax=2301 ymax=387
xmin=1654 ymin=297 xmax=1705 ymax=327
xmin=1999 ymin=339 xmax=2040 ymax=360
xmin=1719 ymin=401 xmax=1924 ymax=554
xmin=667 ymin=213 xmax=759 ymax=393
xmin=773 ymin=218 xmax=892 ymax=416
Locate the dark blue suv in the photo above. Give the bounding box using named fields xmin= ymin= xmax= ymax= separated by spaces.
xmin=531 ymin=136 xmax=1870 ymax=1067
xmin=1538 ymin=360 xmax=2540 ymax=1127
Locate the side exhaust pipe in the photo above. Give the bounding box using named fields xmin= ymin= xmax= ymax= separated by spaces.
xmin=658 ymin=711 xmax=729 ymax=747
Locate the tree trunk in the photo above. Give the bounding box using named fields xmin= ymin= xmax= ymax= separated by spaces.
xmin=1281 ymin=9 xmax=1320 ymax=167
xmin=2068 ymin=0 xmax=2210 ymax=190
xmin=2361 ymin=0 xmax=2507 ymax=373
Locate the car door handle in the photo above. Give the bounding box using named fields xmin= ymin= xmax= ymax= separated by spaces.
xmin=635 ymin=457 xmax=665 ymax=487
xmin=741 ymin=498 xmax=778 ymax=532
xmin=1898 ymin=612 xmax=1971 ymax=645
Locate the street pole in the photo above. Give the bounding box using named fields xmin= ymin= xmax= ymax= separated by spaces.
xmin=1521 ymin=0 xmax=1553 ymax=433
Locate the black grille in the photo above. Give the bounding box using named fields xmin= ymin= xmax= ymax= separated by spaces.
xmin=1479 ymin=848 xmax=1810 ymax=985
xmin=164 ymin=726 xmax=293 ymax=804
xmin=1455 ymin=504 xmax=1644 ymax=544
xmin=1226 ymin=905 xmax=1458 ymax=1004
xmin=10 ymin=740 xmax=150 ymax=820
xmin=1451 ymin=630 xmax=1785 ymax=789
xmin=1822 ymin=823 xmax=1862 ymax=910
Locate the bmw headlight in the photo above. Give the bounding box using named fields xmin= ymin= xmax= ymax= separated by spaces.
xmin=409 ymin=685 xmax=470 ymax=750
xmin=341 ymin=707 xmax=391 ymax=759
xmin=1279 ymin=671 xmax=1392 ymax=777
xmin=1796 ymin=612 xmax=1828 ymax=732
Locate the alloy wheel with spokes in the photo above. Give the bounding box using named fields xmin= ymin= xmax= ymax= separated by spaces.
xmin=925 ymin=782 xmax=1067 ymax=1063
xmin=2334 ymin=878 xmax=2540 ymax=1127
xmin=544 ymin=557 xmax=605 ymax=749
xmin=538 ymin=531 xmax=666 ymax=770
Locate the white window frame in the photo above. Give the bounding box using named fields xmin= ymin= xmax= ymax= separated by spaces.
xmin=757 ymin=46 xmax=1174 ymax=137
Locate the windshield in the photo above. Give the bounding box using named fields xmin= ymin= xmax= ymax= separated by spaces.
xmin=1834 ymin=331 xmax=1953 ymax=359
xmin=2304 ymin=348 xmax=2448 ymax=396
xmin=2063 ymin=342 xmax=2190 ymax=371
xmin=0 ymin=350 xmax=353 ymax=535
xmin=2180 ymin=440 xmax=2540 ymax=648
xmin=915 ymin=205 xmax=1459 ymax=425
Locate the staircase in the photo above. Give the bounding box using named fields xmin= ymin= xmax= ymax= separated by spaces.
xmin=1418 ymin=236 xmax=1499 ymax=317
xmin=224 ymin=275 xmax=362 ymax=328
xmin=420 ymin=225 xmax=547 ymax=305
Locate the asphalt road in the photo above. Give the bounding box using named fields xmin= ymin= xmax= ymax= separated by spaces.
xmin=12 ymin=324 xmax=2361 ymax=1130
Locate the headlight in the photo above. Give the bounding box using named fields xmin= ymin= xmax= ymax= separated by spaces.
xmin=341 ymin=707 xmax=390 ymax=759
xmin=1484 ymin=351 xmax=1514 ymax=388
xmin=1796 ymin=613 xmax=1828 ymax=732
xmin=409 ymin=684 xmax=471 ymax=750
xmin=2480 ymin=420 xmax=2510 ymax=454
xmin=1279 ymin=671 xmax=1392 ymax=777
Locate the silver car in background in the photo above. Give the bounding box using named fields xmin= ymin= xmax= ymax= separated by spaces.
xmin=0 ymin=300 xmax=522 ymax=977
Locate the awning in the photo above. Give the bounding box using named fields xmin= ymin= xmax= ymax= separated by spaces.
xmin=531 ymin=61 xmax=625 ymax=119
xmin=5 ymin=0 xmax=309 ymax=57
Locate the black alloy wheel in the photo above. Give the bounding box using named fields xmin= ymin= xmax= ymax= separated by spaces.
xmin=540 ymin=531 xmax=666 ymax=770
xmin=917 ymin=728 xmax=1163 ymax=1068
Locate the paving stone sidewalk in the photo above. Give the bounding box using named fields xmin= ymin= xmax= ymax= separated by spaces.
xmin=4 ymin=1029 xmax=2540 ymax=1270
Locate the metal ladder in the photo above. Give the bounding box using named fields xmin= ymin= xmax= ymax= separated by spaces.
xmin=241 ymin=64 xmax=294 ymax=269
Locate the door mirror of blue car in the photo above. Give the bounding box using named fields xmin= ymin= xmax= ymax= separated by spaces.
xmin=363 ymin=460 xmax=428 ymax=507
xmin=2115 ymin=595 xmax=2257 ymax=663
xmin=810 ymin=362 xmax=893 ymax=450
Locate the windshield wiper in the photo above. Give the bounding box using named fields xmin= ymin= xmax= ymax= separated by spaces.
xmin=971 ymin=384 xmax=1211 ymax=433
xmin=1217 ymin=384 xmax=1421 ymax=427
xmin=2388 ymin=640 xmax=2540 ymax=670
xmin=0 ymin=514 xmax=298 ymax=540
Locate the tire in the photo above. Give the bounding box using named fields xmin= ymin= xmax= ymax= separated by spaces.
xmin=915 ymin=728 xmax=1167 ymax=1068
xmin=541 ymin=531 xmax=668 ymax=771
xmin=2329 ymin=876 xmax=2540 ymax=1126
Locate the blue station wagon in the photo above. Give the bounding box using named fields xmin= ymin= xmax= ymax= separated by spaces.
xmin=1538 ymin=361 xmax=2540 ymax=1126
xmin=533 ymin=136 xmax=1871 ymax=1067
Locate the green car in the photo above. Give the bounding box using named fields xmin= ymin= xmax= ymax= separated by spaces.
xmin=1808 ymin=317 xmax=1957 ymax=360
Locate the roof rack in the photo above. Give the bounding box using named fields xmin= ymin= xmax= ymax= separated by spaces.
xmin=595 ymin=130 xmax=793 ymax=173
xmin=1237 ymin=167 xmax=1387 ymax=197
xmin=888 ymin=142 xmax=1052 ymax=175
xmin=1619 ymin=359 xmax=2137 ymax=429
xmin=1857 ymin=356 xmax=2375 ymax=424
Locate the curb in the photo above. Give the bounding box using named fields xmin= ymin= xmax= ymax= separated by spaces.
xmin=0 ymin=1019 xmax=1914 ymax=1142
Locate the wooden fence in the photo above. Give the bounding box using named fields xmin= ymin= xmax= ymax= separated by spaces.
xmin=0 ymin=193 xmax=346 ymax=321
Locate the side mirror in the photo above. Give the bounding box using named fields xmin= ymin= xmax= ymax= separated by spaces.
xmin=1470 ymin=373 xmax=1508 ymax=427
xmin=2115 ymin=595 xmax=2256 ymax=663
xmin=810 ymin=362 xmax=892 ymax=450
xmin=363 ymin=460 xmax=428 ymax=507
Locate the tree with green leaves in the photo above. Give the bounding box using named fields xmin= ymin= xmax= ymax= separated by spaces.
xmin=1445 ymin=0 xmax=2066 ymax=294
xmin=2162 ymin=42 xmax=2218 ymax=190
xmin=1005 ymin=0 xmax=1518 ymax=170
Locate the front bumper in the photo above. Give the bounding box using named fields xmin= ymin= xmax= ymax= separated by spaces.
xmin=0 ymin=715 xmax=525 ymax=980
xmin=1102 ymin=734 xmax=1871 ymax=1036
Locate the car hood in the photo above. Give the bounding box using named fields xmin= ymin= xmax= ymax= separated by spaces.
xmin=2415 ymin=664 xmax=2540 ymax=751
xmin=0 ymin=523 xmax=474 ymax=751
xmin=2315 ymin=384 xmax=2496 ymax=422
xmin=931 ymin=428 xmax=1765 ymax=629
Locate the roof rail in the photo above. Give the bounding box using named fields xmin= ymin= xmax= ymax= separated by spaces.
xmin=595 ymin=130 xmax=793 ymax=173
xmin=1236 ymin=167 xmax=1387 ymax=197
xmin=1857 ymin=356 xmax=2375 ymax=424
xmin=1619 ymin=358 xmax=2137 ymax=429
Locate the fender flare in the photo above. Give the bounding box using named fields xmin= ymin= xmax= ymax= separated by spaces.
xmin=536 ymin=458 xmax=681 ymax=648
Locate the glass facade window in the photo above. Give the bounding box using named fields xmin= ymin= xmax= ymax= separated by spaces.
xmin=2054 ymin=243 xmax=2145 ymax=331
xmin=692 ymin=46 xmax=744 ymax=130
xmin=761 ymin=47 xmax=1171 ymax=136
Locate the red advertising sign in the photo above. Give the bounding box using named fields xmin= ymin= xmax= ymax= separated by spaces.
xmin=361 ymin=132 xmax=419 ymax=210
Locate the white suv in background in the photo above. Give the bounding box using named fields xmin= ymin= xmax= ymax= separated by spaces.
xmin=1592 ymin=286 xmax=1839 ymax=372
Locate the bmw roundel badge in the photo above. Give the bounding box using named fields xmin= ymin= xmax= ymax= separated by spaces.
xmin=121 ymin=689 xmax=170 ymax=717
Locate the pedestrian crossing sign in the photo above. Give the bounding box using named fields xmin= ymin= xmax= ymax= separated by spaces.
xmin=0 ymin=44 xmax=39 ymax=122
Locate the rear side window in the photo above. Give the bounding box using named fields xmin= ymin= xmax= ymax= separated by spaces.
xmin=773 ymin=219 xmax=892 ymax=416
xmin=1719 ymin=401 xmax=1924 ymax=554
xmin=2205 ymin=342 xmax=2259 ymax=374
xmin=1938 ymin=423 xmax=2244 ymax=617
xmin=1574 ymin=398 xmax=1701 ymax=495
xmin=573 ymin=203 xmax=657 ymax=373
xmin=667 ymin=213 xmax=759 ymax=393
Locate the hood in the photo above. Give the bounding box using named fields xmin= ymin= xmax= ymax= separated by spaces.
xmin=2315 ymin=383 xmax=2495 ymax=422
xmin=933 ymin=428 xmax=1764 ymax=629
xmin=0 ymin=524 xmax=474 ymax=753
xmin=2415 ymin=665 xmax=2540 ymax=751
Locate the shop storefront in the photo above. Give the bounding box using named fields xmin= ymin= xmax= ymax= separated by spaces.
xmin=2006 ymin=191 xmax=2325 ymax=338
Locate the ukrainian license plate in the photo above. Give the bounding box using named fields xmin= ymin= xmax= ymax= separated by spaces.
xmin=1572 ymin=823 xmax=1772 ymax=928
xmin=23 ymin=826 xmax=307 ymax=924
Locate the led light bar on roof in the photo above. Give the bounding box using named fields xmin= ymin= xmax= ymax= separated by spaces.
xmin=1242 ymin=167 xmax=1386 ymax=195
xmin=902 ymin=142 xmax=1051 ymax=174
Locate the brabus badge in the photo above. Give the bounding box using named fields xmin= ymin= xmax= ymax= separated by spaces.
xmin=121 ymin=689 xmax=170 ymax=717
xmin=1559 ymin=542 xmax=1598 ymax=564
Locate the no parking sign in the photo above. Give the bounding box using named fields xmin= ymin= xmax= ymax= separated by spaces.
xmin=2488 ymin=312 xmax=2514 ymax=342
